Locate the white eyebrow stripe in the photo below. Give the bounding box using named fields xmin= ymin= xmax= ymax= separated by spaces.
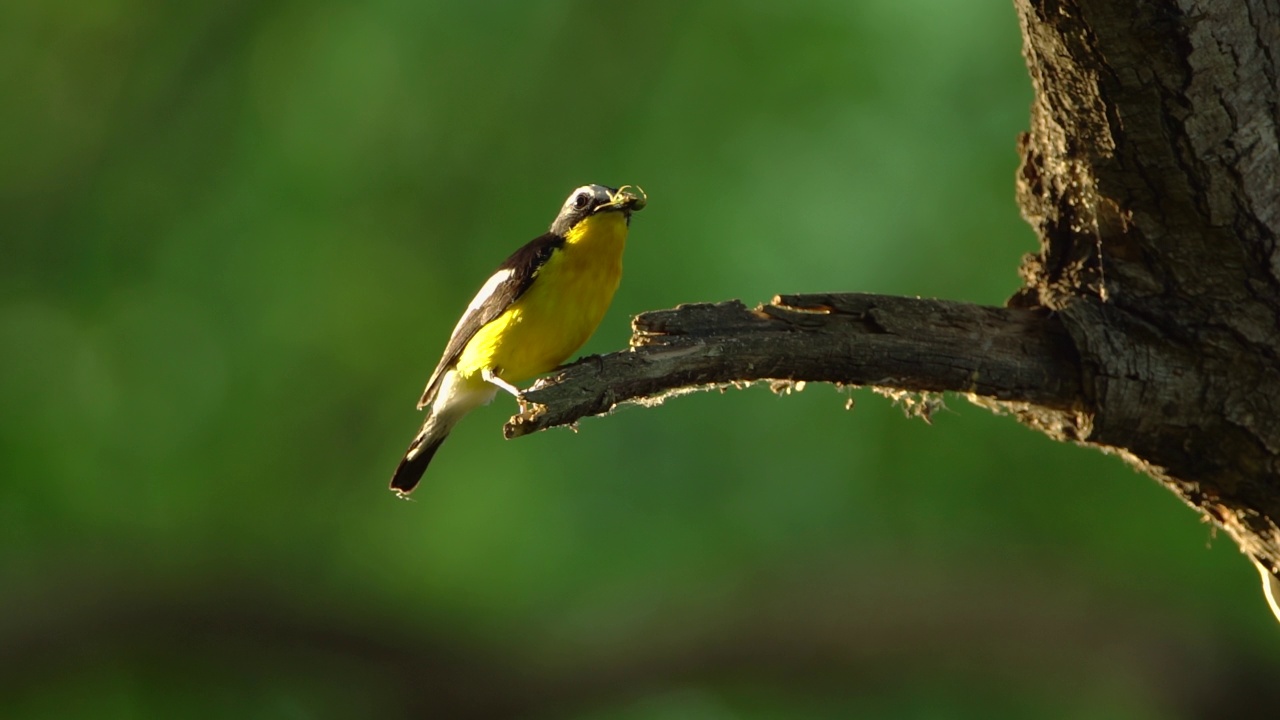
xmin=450 ymin=268 xmax=514 ymax=337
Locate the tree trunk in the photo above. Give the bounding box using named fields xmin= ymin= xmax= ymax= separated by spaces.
xmin=1011 ymin=0 xmax=1280 ymax=593
xmin=509 ymin=1 xmax=1280 ymax=611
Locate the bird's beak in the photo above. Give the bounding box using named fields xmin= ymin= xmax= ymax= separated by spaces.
xmin=597 ymin=185 xmax=647 ymax=215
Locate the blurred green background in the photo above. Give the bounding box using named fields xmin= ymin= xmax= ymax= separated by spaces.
xmin=3 ymin=1 xmax=1277 ymax=718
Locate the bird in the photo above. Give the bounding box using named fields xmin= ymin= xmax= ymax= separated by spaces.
xmin=389 ymin=184 xmax=647 ymax=497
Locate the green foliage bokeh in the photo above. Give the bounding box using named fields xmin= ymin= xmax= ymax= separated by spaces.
xmin=2 ymin=1 xmax=1276 ymax=718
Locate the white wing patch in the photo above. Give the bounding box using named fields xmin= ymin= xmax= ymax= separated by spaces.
xmin=449 ymin=268 xmax=513 ymax=340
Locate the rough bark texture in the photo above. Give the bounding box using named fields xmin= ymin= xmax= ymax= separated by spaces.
xmin=504 ymin=294 xmax=1085 ymax=438
xmin=1010 ymin=0 xmax=1280 ymax=578
xmin=510 ymin=3 xmax=1280 ymax=587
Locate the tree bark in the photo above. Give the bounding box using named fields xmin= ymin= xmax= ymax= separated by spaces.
xmin=1011 ymin=0 xmax=1280 ymax=586
xmin=503 ymin=294 xmax=1084 ymax=438
xmin=508 ymin=2 xmax=1280 ymax=604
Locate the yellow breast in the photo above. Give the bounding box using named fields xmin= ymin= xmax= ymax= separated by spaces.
xmin=456 ymin=211 xmax=629 ymax=384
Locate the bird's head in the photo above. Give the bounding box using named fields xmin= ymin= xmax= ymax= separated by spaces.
xmin=550 ymin=184 xmax=646 ymax=236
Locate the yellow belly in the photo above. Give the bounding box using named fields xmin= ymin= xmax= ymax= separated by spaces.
xmin=455 ymin=212 xmax=628 ymax=385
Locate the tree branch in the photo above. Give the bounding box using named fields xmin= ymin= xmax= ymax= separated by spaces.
xmin=505 ymin=293 xmax=1083 ymax=438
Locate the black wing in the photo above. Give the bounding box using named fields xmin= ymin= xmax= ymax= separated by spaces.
xmin=417 ymin=233 xmax=565 ymax=409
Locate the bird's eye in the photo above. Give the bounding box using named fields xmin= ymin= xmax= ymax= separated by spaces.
xmin=572 ymin=192 xmax=591 ymax=210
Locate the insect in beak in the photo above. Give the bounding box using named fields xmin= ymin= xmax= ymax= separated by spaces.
xmin=603 ymin=185 xmax=647 ymax=212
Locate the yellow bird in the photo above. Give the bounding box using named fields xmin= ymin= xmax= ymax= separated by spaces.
xmin=390 ymin=184 xmax=646 ymax=496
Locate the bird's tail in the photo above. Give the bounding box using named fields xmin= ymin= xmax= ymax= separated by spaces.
xmin=390 ymin=424 xmax=449 ymax=497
